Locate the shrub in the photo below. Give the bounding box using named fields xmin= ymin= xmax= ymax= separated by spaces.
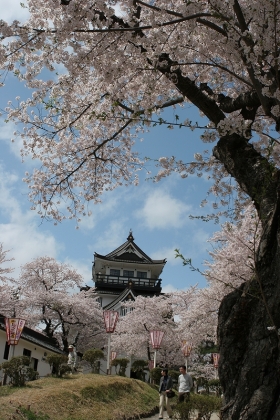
xmin=169 ymin=369 xmax=180 ymax=384
xmin=19 ymin=407 xmax=50 ymax=420
xmin=174 ymin=394 xmax=222 ymax=420
xmin=149 ymin=367 xmax=179 ymax=385
xmin=208 ymin=379 xmax=222 ymax=396
xmin=196 ymin=376 xmax=210 ymax=394
xmin=82 ymin=348 xmax=104 ymax=373
xmin=149 ymin=367 xmax=162 ymax=384
xmin=111 ymin=358 xmax=129 ymax=376
xmin=131 ymin=359 xmax=148 ymax=381
xmin=0 ymin=356 xmax=39 ymax=387
xmin=46 ymin=354 xmax=70 ymax=377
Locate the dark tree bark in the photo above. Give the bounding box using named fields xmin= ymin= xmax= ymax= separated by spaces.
xmin=156 ymin=56 xmax=280 ymax=419
xmin=214 ymin=134 xmax=280 ymax=419
xmin=10 ymin=2 xmax=280 ymax=415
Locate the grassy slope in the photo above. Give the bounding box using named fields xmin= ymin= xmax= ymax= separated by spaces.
xmin=0 ymin=374 xmax=159 ymax=420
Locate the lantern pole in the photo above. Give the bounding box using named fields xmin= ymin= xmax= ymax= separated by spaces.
xmin=3 ymin=317 xmax=26 ymax=385
xmin=181 ymin=341 xmax=193 ymax=371
xmin=103 ymin=310 xmax=119 ymax=375
xmin=107 ymin=333 xmax=111 ymax=375
xmin=212 ymin=353 xmax=220 ymax=379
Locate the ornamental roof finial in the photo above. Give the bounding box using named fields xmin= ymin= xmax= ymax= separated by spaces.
xmin=127 ymin=229 xmax=134 ymax=242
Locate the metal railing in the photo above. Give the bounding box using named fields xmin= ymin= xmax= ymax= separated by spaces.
xmin=94 ymin=274 xmax=162 ymax=289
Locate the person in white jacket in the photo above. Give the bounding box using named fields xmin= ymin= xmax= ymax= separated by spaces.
xmin=67 ymin=345 xmax=77 ymax=373
xmin=178 ymin=365 xmax=193 ymax=402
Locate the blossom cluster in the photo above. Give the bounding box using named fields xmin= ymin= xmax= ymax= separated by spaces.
xmin=0 ymin=0 xmax=279 ymax=221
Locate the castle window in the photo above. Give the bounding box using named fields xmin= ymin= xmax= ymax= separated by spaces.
xmin=110 ymin=269 xmax=120 ymax=276
xmin=137 ymin=271 xmax=147 ymax=279
xmin=23 ymin=348 xmax=31 ymax=357
xmin=120 ymin=306 xmax=128 ymax=317
xmin=123 ymin=270 xmax=134 ymax=277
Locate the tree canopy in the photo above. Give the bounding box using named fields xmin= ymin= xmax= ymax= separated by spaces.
xmin=15 ymin=256 xmax=104 ymax=351
xmin=0 ymin=0 xmax=279 ymax=223
xmin=1 ymin=1 xmax=280 ymax=418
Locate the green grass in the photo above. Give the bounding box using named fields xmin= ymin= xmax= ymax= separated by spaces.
xmin=0 ymin=374 xmax=159 ymax=420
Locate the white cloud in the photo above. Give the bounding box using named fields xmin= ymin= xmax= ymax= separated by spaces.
xmin=92 ymin=219 xmax=128 ymax=255
xmin=0 ymin=165 xmax=63 ymax=277
xmin=0 ymin=121 xmax=15 ymax=142
xmin=0 ymin=120 xmax=39 ymax=168
xmin=64 ymin=258 xmax=92 ymax=288
xmin=151 ymin=246 xmax=181 ymax=266
xmin=162 ymin=284 xmax=178 ymax=293
xmin=0 ymin=120 xmax=23 ymax=159
xmin=135 ymin=189 xmax=192 ymax=229
xmin=192 ymin=228 xmax=211 ymax=250
xmin=78 ymin=190 xmax=122 ymax=231
xmin=1 ymin=1 xmax=30 ymax=23
xmin=0 ymin=223 xmax=61 ymax=276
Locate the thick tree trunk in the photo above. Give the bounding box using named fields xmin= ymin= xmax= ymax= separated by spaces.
xmin=159 ymin=54 xmax=280 ymax=418
xmin=216 ymin=135 xmax=280 ymax=419
xmin=218 ymin=237 xmax=280 ymax=419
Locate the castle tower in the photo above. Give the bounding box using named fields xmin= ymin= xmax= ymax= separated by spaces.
xmin=92 ymin=231 xmax=166 ymax=314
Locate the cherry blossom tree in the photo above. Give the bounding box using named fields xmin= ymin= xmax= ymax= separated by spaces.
xmin=173 ymin=288 xmax=217 ymax=348
xmin=172 ymin=207 xmax=262 ymax=386
xmin=204 ymin=203 xmax=261 ymax=294
xmin=113 ymin=290 xmax=219 ymax=379
xmin=15 ymin=256 xmax=104 ymax=351
xmin=0 ymin=243 xmax=14 ymax=281
xmin=0 ymin=243 xmax=16 ymax=316
xmin=112 ymin=294 xmax=185 ymax=367
xmin=0 ymin=1 xmax=280 ymax=417
xmin=177 ymin=205 xmax=261 ymax=354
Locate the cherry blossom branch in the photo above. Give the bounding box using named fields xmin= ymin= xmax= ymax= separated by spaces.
xmin=196 ymin=18 xmax=227 ymax=37
xmin=135 ymin=0 xmax=183 ymax=17
xmin=16 ymin=13 xmax=215 ymax=35
xmin=6 ymin=34 xmax=40 ymax=58
xmin=254 ymin=131 xmax=280 ymax=146
xmin=156 ymin=53 xmax=225 ymax=125
xmin=43 ymin=118 xmax=134 ymax=200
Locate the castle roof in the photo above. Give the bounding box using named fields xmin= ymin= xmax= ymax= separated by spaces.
xmin=103 ymin=282 xmax=137 ymax=310
xmin=94 ymin=230 xmax=166 ymax=265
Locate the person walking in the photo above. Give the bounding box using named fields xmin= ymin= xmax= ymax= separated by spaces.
xmin=178 ymin=365 xmax=193 ymax=402
xmin=67 ymin=344 xmax=77 ymax=373
xmin=158 ymin=368 xmax=173 ymax=419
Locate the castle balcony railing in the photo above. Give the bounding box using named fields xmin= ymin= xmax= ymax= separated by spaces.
xmin=94 ymin=273 xmax=162 ymax=292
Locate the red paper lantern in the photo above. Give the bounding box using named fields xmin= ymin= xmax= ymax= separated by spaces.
xmin=5 ymin=318 xmax=26 ymax=345
xmin=103 ymin=310 xmax=119 ymax=333
xmin=150 ymin=330 xmax=164 ymax=349
xmin=182 ymin=341 xmax=193 ymax=357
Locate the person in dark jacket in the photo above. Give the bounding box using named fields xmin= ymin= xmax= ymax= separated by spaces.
xmin=158 ymin=368 xmax=173 ymax=419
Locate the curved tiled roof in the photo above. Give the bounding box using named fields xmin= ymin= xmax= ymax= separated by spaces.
xmin=94 ymin=232 xmax=166 ymax=265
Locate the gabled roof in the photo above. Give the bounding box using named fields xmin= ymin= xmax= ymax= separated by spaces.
xmin=94 ymin=230 xmax=166 ymax=265
xmin=103 ymin=285 xmax=137 ymax=310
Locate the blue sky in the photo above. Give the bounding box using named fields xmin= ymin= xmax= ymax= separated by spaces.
xmin=0 ymin=1 xmax=222 ymax=292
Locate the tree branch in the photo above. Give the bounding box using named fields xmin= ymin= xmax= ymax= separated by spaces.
xmin=197 ymin=18 xmax=227 ymax=37
xmin=156 ymin=53 xmax=225 ymax=125
xmin=135 ymin=0 xmax=183 ymax=17
xmin=213 ymin=133 xmax=279 ymax=222
xmin=217 ymin=91 xmax=261 ymax=114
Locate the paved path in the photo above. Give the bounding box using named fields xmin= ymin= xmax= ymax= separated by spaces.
xmin=140 ymin=411 xmax=220 ymax=419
